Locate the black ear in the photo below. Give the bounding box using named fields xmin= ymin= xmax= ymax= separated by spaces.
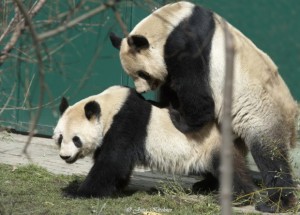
xmin=109 ymin=32 xmax=122 ymax=50
xmin=127 ymin=35 xmax=150 ymax=51
xmin=59 ymin=97 xmax=69 ymax=115
xmin=84 ymin=101 xmax=101 ymax=120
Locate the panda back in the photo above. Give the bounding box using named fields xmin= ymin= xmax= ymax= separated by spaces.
xmin=130 ymin=1 xmax=195 ymax=47
xmin=145 ymin=105 xmax=221 ymax=175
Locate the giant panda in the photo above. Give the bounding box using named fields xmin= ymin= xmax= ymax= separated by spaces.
xmin=53 ymin=85 xmax=255 ymax=204
xmin=109 ymin=1 xmax=298 ymax=212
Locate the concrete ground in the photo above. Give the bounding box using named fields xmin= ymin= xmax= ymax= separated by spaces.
xmin=0 ymin=131 xmax=198 ymax=188
xmin=0 ymin=131 xmax=299 ymax=214
xmin=0 ymin=131 xmax=92 ymax=175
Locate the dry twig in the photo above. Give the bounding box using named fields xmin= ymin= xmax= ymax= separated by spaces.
xmin=111 ymin=6 xmax=128 ymax=36
xmin=220 ymin=19 xmax=235 ymax=215
xmin=38 ymin=0 xmax=119 ymax=41
xmin=0 ymin=5 xmax=20 ymax=43
xmin=0 ymin=0 xmax=46 ymax=65
xmin=0 ymin=5 xmax=22 ymax=65
xmin=0 ymin=83 xmax=16 ymax=115
xmin=13 ymin=0 xmax=45 ymax=155
xmin=1 ymin=0 xmax=123 ymax=154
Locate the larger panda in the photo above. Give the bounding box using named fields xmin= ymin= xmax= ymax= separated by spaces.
xmin=109 ymin=1 xmax=298 ymax=212
xmin=53 ymin=86 xmax=255 ymax=204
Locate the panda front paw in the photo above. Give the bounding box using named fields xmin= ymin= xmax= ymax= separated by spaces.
xmin=169 ymin=108 xmax=192 ymax=133
xmin=62 ymin=180 xmax=94 ymax=198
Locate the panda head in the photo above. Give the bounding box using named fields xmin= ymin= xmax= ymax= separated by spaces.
xmin=109 ymin=32 xmax=168 ymax=93
xmin=53 ymin=97 xmax=103 ymax=164
xmin=110 ymin=2 xmax=196 ymax=93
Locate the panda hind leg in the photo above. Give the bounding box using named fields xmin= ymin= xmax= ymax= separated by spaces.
xmin=249 ymin=138 xmax=297 ymax=213
xmin=230 ymin=147 xmax=257 ymax=206
xmin=198 ymin=148 xmax=256 ymax=205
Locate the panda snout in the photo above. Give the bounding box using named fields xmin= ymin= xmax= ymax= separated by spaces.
xmin=60 ymin=155 xmax=71 ymax=160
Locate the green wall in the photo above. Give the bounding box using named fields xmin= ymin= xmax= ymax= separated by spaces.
xmin=0 ymin=0 xmax=299 ymax=135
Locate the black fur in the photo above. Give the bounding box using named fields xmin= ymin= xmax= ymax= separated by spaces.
xmin=192 ymin=172 xmax=219 ymax=194
xmin=58 ymin=134 xmax=63 ymax=146
xmin=84 ymin=101 xmax=101 ymax=120
xmin=250 ymin=140 xmax=296 ymax=212
xmin=72 ymin=136 xmax=83 ymax=148
xmin=192 ymin=148 xmax=256 ymax=204
xmin=163 ymin=5 xmax=215 ymax=133
xmin=77 ymin=90 xmax=152 ymax=197
xmin=157 ymin=83 xmax=179 ymax=108
xmin=109 ymin=32 xmax=122 ymax=50
xmin=231 ymin=149 xmax=257 ymax=205
xmin=128 ymin=35 xmax=150 ymax=51
xmin=59 ymin=97 xmax=69 ymax=115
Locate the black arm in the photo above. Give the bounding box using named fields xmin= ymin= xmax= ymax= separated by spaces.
xmin=77 ymin=147 xmax=133 ymax=198
xmin=169 ymin=81 xmax=215 ymax=133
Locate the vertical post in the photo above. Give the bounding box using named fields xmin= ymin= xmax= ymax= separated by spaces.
xmin=220 ymin=20 xmax=235 ymax=215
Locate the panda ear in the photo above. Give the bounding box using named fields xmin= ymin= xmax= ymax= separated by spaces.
xmin=59 ymin=97 xmax=69 ymax=115
xmin=109 ymin=32 xmax=122 ymax=50
xmin=84 ymin=101 xmax=101 ymax=120
xmin=127 ymin=35 xmax=150 ymax=51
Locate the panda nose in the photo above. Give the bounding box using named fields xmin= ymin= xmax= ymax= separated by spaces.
xmin=60 ymin=155 xmax=71 ymax=160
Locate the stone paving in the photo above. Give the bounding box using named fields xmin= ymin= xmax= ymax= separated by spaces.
xmin=0 ymin=131 xmax=91 ymax=175
xmin=0 ymin=131 xmax=198 ymax=189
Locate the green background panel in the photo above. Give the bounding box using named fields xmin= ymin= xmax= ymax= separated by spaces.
xmin=0 ymin=0 xmax=299 ymax=136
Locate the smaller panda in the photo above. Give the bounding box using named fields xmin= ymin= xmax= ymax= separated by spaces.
xmin=53 ymin=86 xmax=255 ymax=201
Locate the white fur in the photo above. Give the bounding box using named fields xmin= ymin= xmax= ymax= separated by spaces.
xmin=210 ymin=15 xmax=298 ymax=147
xmin=133 ymin=78 xmax=151 ymax=93
xmin=53 ymin=86 xmax=129 ymax=163
xmin=53 ymin=111 xmax=102 ymax=162
xmin=145 ymin=106 xmax=221 ymax=175
xmin=120 ymin=1 xmax=194 ymax=93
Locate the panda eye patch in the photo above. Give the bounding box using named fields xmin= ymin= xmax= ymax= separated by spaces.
xmin=58 ymin=134 xmax=63 ymax=146
xmin=72 ymin=136 xmax=82 ymax=148
xmin=137 ymin=70 xmax=151 ymax=81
